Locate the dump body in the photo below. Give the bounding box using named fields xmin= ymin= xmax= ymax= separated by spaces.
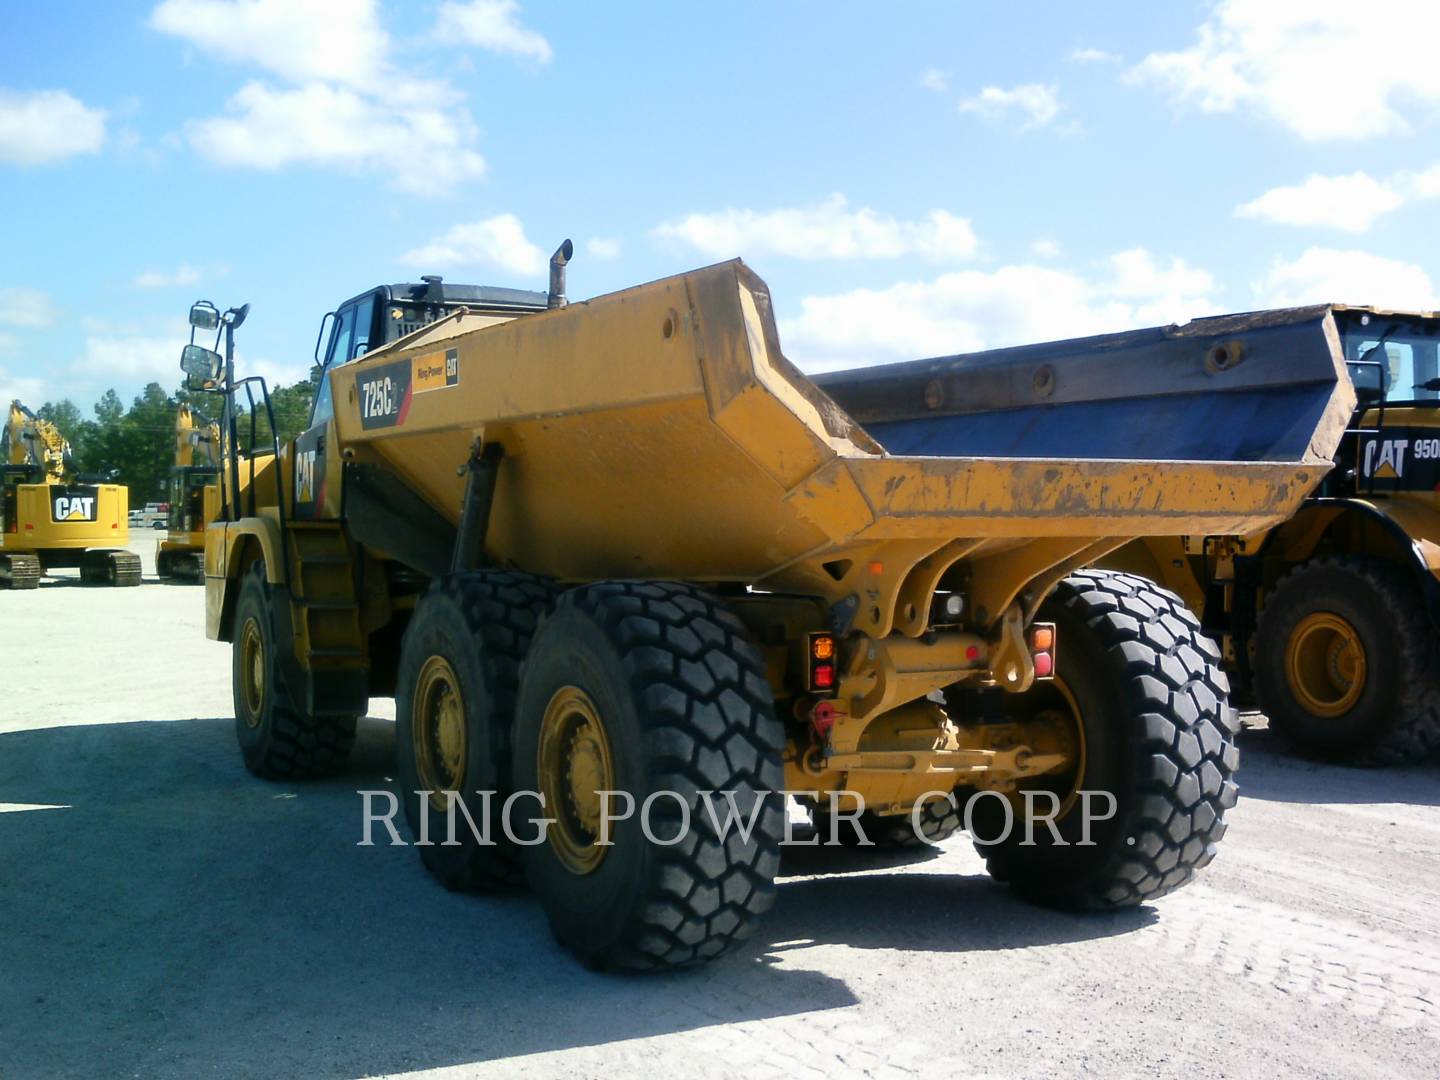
xmin=329 ymin=262 xmax=1351 ymax=634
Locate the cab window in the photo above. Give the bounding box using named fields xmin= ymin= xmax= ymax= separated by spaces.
xmin=310 ymin=295 xmax=377 ymax=426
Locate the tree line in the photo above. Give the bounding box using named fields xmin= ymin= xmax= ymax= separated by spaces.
xmin=31 ymin=374 xmax=318 ymax=503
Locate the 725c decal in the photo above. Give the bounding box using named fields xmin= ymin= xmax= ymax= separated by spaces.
xmin=357 ymin=358 xmax=413 ymax=431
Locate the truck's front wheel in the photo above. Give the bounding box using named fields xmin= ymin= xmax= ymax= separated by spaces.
xmin=513 ymin=581 xmax=785 ymax=970
xmin=232 ymin=561 xmax=356 ymax=778
xmin=975 ymin=570 xmax=1239 ymax=909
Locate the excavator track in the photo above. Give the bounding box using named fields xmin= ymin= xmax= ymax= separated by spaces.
xmin=80 ymin=549 xmax=143 ymax=587
xmin=0 ymin=553 xmax=42 ymax=589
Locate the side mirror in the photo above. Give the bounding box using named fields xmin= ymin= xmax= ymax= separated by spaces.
xmin=1347 ymin=360 xmax=1384 ymax=403
xmin=180 ymin=343 xmax=224 ymax=390
xmin=190 ymin=301 xmax=220 ymax=331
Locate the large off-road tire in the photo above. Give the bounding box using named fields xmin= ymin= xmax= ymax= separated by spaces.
xmin=513 ymin=581 xmax=785 ymax=970
xmin=809 ymin=796 xmax=962 ymax=848
xmin=1254 ymin=557 xmax=1440 ymax=765
xmin=976 ymin=569 xmax=1239 ymax=909
xmin=395 ymin=570 xmax=555 ymax=892
xmin=232 ymin=561 xmax=356 ymax=778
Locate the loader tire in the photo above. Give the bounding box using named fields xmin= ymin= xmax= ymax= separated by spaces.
xmin=1254 ymin=557 xmax=1440 ymax=765
xmin=976 ymin=569 xmax=1239 ymax=909
xmin=233 ymin=561 xmax=356 ymax=779
xmin=810 ymin=796 xmax=962 ymax=847
xmin=513 ymin=581 xmax=785 ymax=970
xmin=395 ymin=570 xmax=555 ymax=892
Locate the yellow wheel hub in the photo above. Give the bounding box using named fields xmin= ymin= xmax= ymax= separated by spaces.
xmin=413 ymin=656 xmax=468 ymax=811
xmin=239 ymin=617 xmax=265 ymax=729
xmin=537 ymin=685 xmax=616 ymax=875
xmin=994 ymin=675 xmax=1087 ymax=820
xmin=1286 ymin=611 xmax=1366 ymax=718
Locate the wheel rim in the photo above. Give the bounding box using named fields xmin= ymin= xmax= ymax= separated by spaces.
xmin=1286 ymin=611 xmax=1366 ymax=717
xmin=413 ymin=656 xmax=467 ymax=811
xmin=537 ymin=685 xmax=616 ymax=875
xmin=1005 ymin=675 xmax=1087 ymax=820
xmin=239 ymin=617 xmax=265 ymax=728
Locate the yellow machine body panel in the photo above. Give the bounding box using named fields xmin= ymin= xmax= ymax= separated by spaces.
xmin=328 ymin=261 xmax=1344 ymax=622
xmin=0 ymin=481 xmax=130 ymax=551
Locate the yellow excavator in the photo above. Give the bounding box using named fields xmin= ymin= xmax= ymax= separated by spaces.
xmin=1 ymin=400 xmax=140 ymax=588
xmin=156 ymin=403 xmax=221 ymax=581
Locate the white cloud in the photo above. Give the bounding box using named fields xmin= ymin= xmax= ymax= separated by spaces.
xmin=0 ymin=288 xmax=58 ymax=328
xmin=1070 ymin=48 xmax=1120 ymax=64
xmin=780 ymin=249 xmax=1218 ymax=372
xmin=186 ymin=81 xmax=485 ymax=195
xmin=399 ymin=214 xmax=544 ymax=275
xmin=150 ymin=0 xmax=389 ymax=88
xmin=652 ymin=195 xmax=978 ymax=262
xmin=919 ymin=68 xmax=949 ymax=93
xmin=78 ymin=330 xmax=187 ymax=382
xmin=0 ymin=88 xmax=106 ymax=166
xmin=585 ymin=236 xmax=622 ymax=261
xmin=434 ymin=1 xmax=552 ymax=63
xmin=1408 ymin=163 xmax=1440 ymax=200
xmin=0 ymin=365 xmax=46 ymax=407
xmin=957 ymin=83 xmax=1062 ymax=131
xmin=133 ymin=264 xmax=203 ymax=289
xmin=1254 ymin=248 xmax=1437 ymax=309
xmin=1031 ymin=238 xmax=1061 ymax=259
xmin=1128 ymin=0 xmax=1440 ymax=140
xmin=1236 ymin=172 xmax=1404 ymax=233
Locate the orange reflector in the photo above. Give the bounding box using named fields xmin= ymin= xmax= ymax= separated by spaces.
xmin=1031 ymin=626 xmax=1054 ymax=651
xmin=867 ymin=560 xmax=884 ymax=576
xmin=812 ymin=634 xmax=835 ymax=660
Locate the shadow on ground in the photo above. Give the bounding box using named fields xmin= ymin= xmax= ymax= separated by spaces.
xmin=0 ymin=716 xmax=1155 ymax=1078
xmin=1235 ymin=722 xmax=1440 ymax=807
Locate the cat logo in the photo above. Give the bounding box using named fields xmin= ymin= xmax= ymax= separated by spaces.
xmin=296 ymin=448 xmax=317 ymax=503
xmin=52 ymin=495 xmax=96 ymax=521
xmin=1363 ymin=438 xmax=1408 ymax=479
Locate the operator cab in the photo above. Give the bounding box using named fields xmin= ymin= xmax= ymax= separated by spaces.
xmin=309 ymin=277 xmax=550 ymax=426
xmin=1334 ymin=307 xmax=1440 ymax=406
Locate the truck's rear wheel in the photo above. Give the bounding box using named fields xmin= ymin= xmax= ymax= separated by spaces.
xmin=1255 ymin=557 xmax=1440 ymax=764
xmin=232 ymin=561 xmax=356 ymax=778
xmin=976 ymin=569 xmax=1239 ymax=909
xmin=394 ymin=570 xmax=554 ymax=891
xmin=513 ymin=581 xmax=785 ymax=970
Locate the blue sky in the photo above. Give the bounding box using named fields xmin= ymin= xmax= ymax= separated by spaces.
xmin=3 ymin=0 xmax=1439 ymax=411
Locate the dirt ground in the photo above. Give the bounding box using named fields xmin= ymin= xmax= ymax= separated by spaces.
xmin=2 ymin=542 xmax=1438 ymax=1079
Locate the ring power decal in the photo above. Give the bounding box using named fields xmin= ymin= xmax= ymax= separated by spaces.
xmin=413 ymin=348 xmax=460 ymax=394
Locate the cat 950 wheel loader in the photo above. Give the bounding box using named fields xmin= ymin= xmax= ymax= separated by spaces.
xmin=1 ymin=400 xmax=139 ymax=588
xmin=187 ymin=248 xmax=1352 ymax=970
xmin=1088 ymin=307 xmax=1440 ymax=765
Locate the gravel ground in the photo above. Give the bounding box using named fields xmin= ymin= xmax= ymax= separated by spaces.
xmin=2 ymin=542 xmax=1438 ymax=1079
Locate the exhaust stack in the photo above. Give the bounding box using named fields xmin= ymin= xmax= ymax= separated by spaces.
xmin=548 ymin=239 xmax=574 ymax=309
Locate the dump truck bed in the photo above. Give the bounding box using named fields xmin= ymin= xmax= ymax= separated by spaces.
xmin=328 ymin=262 xmax=1353 ymax=592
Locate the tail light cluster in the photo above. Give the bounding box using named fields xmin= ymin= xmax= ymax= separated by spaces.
xmin=806 ymin=632 xmax=838 ymax=695
xmin=1029 ymin=623 xmax=1056 ymax=679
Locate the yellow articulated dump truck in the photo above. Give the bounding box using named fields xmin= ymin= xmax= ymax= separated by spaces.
xmin=1092 ymin=307 xmax=1440 ymax=765
xmin=185 ymin=249 xmax=1349 ymax=969
xmin=156 ymin=404 xmax=221 ymax=581
xmin=1 ymin=400 xmax=140 ymax=588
